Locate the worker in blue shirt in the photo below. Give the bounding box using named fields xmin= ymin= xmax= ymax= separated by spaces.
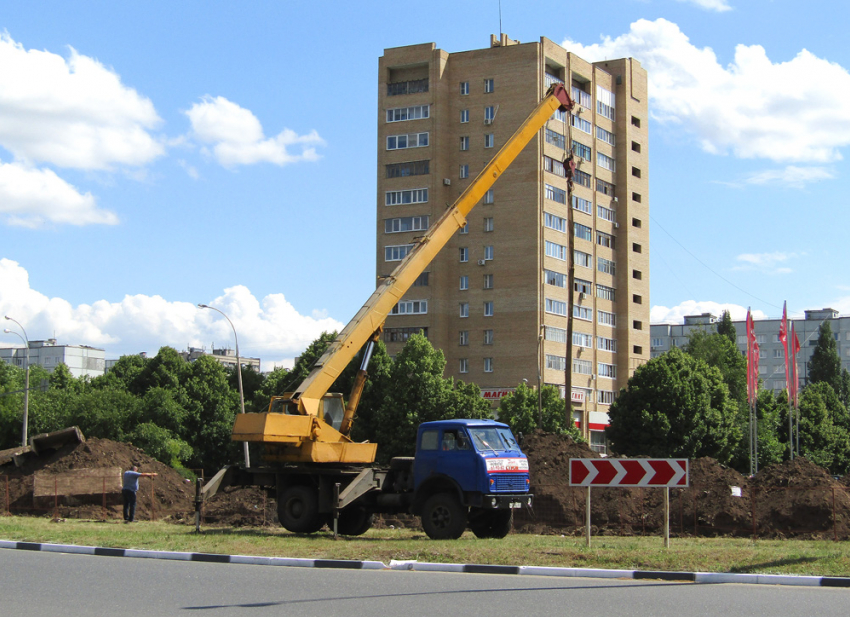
xmin=122 ymin=465 xmax=157 ymax=522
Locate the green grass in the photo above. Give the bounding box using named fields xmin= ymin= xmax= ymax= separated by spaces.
xmin=2 ymin=516 xmax=849 ymax=577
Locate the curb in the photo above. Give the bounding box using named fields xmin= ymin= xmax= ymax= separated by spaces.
xmin=2 ymin=539 xmax=849 ymax=588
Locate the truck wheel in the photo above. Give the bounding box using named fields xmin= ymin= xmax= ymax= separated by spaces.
xmin=336 ymin=507 xmax=373 ymax=536
xmin=278 ymin=485 xmax=324 ymax=533
xmin=422 ymin=493 xmax=467 ymax=540
xmin=469 ymin=510 xmax=513 ymax=539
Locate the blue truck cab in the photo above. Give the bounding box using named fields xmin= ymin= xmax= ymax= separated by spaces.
xmin=410 ymin=419 xmax=533 ymax=539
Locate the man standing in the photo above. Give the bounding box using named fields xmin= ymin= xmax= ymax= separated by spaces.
xmin=122 ymin=465 xmax=157 ymax=523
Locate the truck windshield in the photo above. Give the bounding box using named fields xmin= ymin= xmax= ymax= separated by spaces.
xmin=469 ymin=427 xmax=519 ymax=452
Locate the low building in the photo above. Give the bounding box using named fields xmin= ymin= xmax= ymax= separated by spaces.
xmin=179 ymin=347 xmax=261 ymax=372
xmin=0 ymin=339 xmax=106 ymax=378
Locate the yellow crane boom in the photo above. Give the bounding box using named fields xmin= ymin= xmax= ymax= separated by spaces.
xmin=232 ymin=83 xmax=573 ymax=464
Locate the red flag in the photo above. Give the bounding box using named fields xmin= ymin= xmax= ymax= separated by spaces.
xmin=746 ymin=309 xmax=758 ymax=404
xmin=791 ymin=323 xmax=801 ymax=407
xmin=780 ymin=302 xmax=790 ymax=395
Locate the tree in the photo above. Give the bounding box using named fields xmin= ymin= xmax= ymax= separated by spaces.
xmin=497 ymin=382 xmax=582 ymax=439
xmin=716 ymin=310 xmax=737 ymax=345
xmin=684 ymin=331 xmax=747 ymax=405
xmin=369 ymin=334 xmax=492 ymax=462
xmin=808 ymin=321 xmax=842 ymax=395
xmin=797 ymin=382 xmax=850 ymax=474
xmin=227 ymin=364 xmax=265 ymax=413
xmin=605 ymin=348 xmax=741 ymax=464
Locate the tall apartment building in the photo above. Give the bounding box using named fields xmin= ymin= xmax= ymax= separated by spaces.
xmin=377 ymin=35 xmax=650 ymax=448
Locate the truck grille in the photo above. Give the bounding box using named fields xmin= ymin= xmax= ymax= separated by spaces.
xmin=491 ymin=473 xmax=529 ymax=493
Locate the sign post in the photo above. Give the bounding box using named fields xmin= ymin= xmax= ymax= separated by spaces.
xmin=569 ymin=458 xmax=688 ymax=547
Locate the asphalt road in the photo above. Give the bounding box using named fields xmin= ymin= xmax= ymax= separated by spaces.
xmin=1 ymin=550 xmax=848 ymax=617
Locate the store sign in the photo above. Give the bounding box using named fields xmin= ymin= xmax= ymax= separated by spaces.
xmin=481 ymin=388 xmax=515 ymax=400
xmin=571 ymin=389 xmax=585 ymax=403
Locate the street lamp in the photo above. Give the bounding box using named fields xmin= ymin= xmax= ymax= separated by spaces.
xmin=4 ymin=316 xmax=30 ymax=448
xmin=198 ymin=304 xmax=250 ymax=468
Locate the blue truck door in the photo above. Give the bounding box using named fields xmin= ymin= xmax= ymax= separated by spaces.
xmin=414 ymin=427 xmax=478 ymax=492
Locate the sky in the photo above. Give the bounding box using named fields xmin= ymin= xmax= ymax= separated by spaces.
xmin=2 ymin=0 xmax=849 ymax=369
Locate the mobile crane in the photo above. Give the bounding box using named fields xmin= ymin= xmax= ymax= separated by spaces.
xmin=203 ymin=84 xmax=574 ymax=539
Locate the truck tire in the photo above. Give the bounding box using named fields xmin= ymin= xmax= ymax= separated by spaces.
xmin=469 ymin=509 xmax=513 ymax=539
xmin=278 ymin=485 xmax=324 ymax=533
xmin=336 ymin=507 xmax=373 ymax=536
xmin=422 ymin=492 xmax=467 ymax=540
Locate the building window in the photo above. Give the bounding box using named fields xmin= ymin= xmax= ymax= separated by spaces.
xmin=598 ymin=363 xmax=617 ymax=379
xmin=651 ymin=338 xmax=664 ymax=348
xmin=573 ymin=332 xmax=593 ymax=348
xmin=633 ymin=294 xmax=643 ymax=304
xmin=460 ymin=109 xmax=469 ymax=123
xmin=484 ymin=357 xmax=493 ymax=372
xmin=596 ymin=178 xmax=615 ymax=197
xmin=632 ymin=141 xmax=641 ymax=153
xmin=484 ymin=329 xmax=494 ymax=345
xmin=387 ymin=78 xmax=428 ymax=96
xmin=597 ymin=284 xmax=616 ymax=301
xmin=385 ymin=244 xmax=414 ymax=261
xmin=544 ymin=211 xmax=567 ymax=232
xmin=597 ymin=231 xmax=615 ymax=249
xmin=460 ymin=136 xmax=469 ymax=151
xmin=574 ymin=305 xmax=592 ymax=321
xmin=460 ymin=303 xmax=469 ymax=318
xmin=460 ymin=358 xmax=469 ymax=373
xmin=545 ymin=128 xmax=566 ymax=148
xmin=597 ymin=390 xmax=616 ymax=405
xmin=597 ymin=205 xmax=616 ymax=223
xmin=386 ymin=160 xmax=429 ymax=178
xmin=483 ymin=189 xmax=494 ymax=204
xmin=484 ymin=245 xmax=494 ymax=260
xmin=384 ymin=326 xmax=428 ymax=343
xmin=484 ymin=133 xmax=494 ymax=148
xmin=459 ymin=164 xmax=469 ymax=179
xmin=571 ymin=140 xmax=592 ymax=161
xmin=413 ymin=272 xmax=429 ymax=287
xmin=547 ymin=354 xmax=567 ymax=371
xmin=483 ymin=273 xmax=494 ymax=289
xmin=460 ymin=81 xmax=469 ymax=95
xmin=385 ymin=216 xmax=429 ymax=233
xmin=459 ymin=275 xmax=469 ymax=290
xmin=574 ymin=169 xmax=591 ymax=188
xmin=634 ymin=345 xmax=643 ymax=355
xmin=459 ymin=330 xmax=469 ymax=346
xmin=545 ymin=269 xmax=567 ymax=288
xmin=391 ymin=300 xmax=428 ymax=315
xmin=573 ymin=358 xmax=592 ymax=375
xmin=597 ymin=126 xmax=615 ymax=146
xmin=572 ymin=195 xmax=592 ymax=215
xmin=571 ymin=114 xmax=591 ymax=134
xmin=387 ymin=132 xmax=429 ymax=150
xmin=484 ymin=301 xmax=494 ymax=317
xmin=484 ymin=78 xmax=494 ymax=93
xmin=484 ymin=217 xmax=494 ymax=232
xmin=773 ymin=348 xmax=784 ymax=358
xmin=573 ymin=223 xmax=592 ymax=242
xmin=574 ymin=250 xmax=592 ymax=269
xmin=633 ymin=269 xmax=642 ymax=280
xmin=459 ymin=247 xmax=468 ymax=262
xmin=543 ymin=155 xmax=567 ymax=178
xmin=485 ymin=106 xmax=496 ymax=123
xmin=632 ymin=320 xmax=642 ymax=330
xmin=386 ymin=104 xmax=430 ymax=123
xmin=574 ymin=278 xmax=592 ymax=294
xmin=632 ymin=217 xmax=642 ymax=228
xmin=598 ymin=311 xmax=616 ymax=327
xmin=597 ymin=336 xmax=617 ymax=353
xmin=545 ymin=183 xmax=567 ymax=204
xmin=545 ymin=241 xmax=567 ymax=261
xmin=632 ymin=243 xmax=642 ymax=253
xmin=385 ymin=188 xmax=428 ymax=206
xmin=631 ymin=116 xmax=641 ymax=128
xmin=598 ymin=257 xmax=616 ymax=275
xmin=546 ymin=298 xmax=568 ymax=316
xmin=632 ymin=166 xmax=642 ymax=178
xmin=596 ymin=86 xmax=615 ymax=120
xmin=597 ymin=152 xmax=616 ymax=172
xmin=545 ymin=326 xmax=567 ymax=343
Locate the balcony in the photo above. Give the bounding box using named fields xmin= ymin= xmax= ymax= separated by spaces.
xmin=571 ymin=86 xmax=592 ymax=109
xmin=387 ymin=79 xmax=429 ymax=96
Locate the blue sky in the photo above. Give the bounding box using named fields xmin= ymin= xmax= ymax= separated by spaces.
xmin=2 ymin=0 xmax=849 ymax=368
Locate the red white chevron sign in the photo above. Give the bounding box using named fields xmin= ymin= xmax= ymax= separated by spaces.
xmin=569 ymin=459 xmax=689 ymax=487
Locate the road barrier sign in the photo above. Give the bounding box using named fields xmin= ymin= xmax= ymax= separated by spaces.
xmin=569 ymin=458 xmax=688 ymax=487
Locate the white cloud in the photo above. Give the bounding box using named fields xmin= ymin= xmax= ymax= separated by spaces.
xmin=732 ymin=251 xmax=800 ymax=274
xmin=186 ymin=96 xmax=324 ymax=168
xmin=0 ymin=162 xmax=117 ymax=227
xmin=0 ymin=33 xmax=164 ymax=170
xmin=563 ymin=19 xmax=850 ymax=163
xmin=740 ymin=165 xmax=835 ymax=188
xmin=674 ymin=0 xmax=732 ymax=11
xmin=651 ymin=300 xmax=767 ymax=324
xmin=0 ymin=259 xmax=343 ymax=370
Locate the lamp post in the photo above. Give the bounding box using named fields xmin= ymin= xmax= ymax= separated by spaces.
xmin=4 ymin=316 xmax=30 ymax=448
xmin=198 ymin=304 xmax=250 ymax=468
